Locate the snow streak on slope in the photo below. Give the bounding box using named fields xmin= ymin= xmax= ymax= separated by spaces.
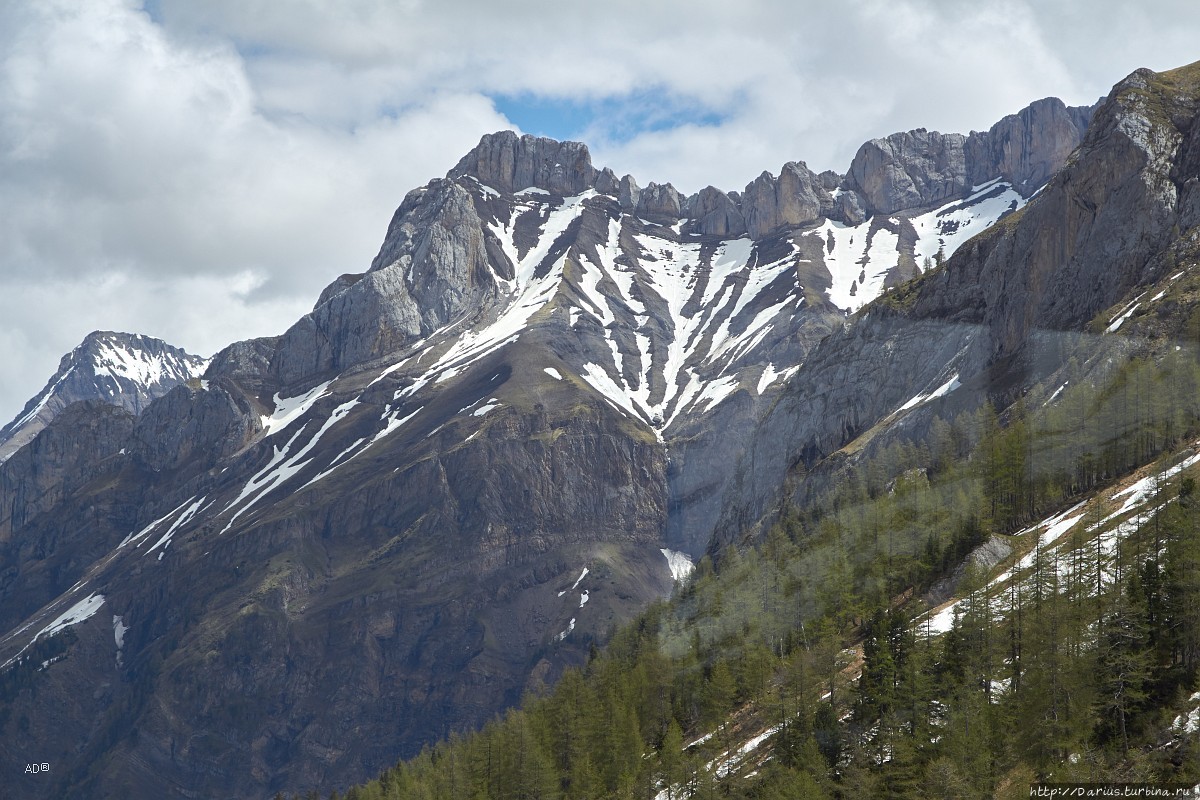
xmin=575 ymin=231 xmax=797 ymax=431
xmin=91 ymin=337 xmax=207 ymax=387
xmin=192 ymin=173 xmax=1030 ymax=536
xmin=911 ymin=179 xmax=1023 ymax=267
xmin=925 ymin=445 xmax=1200 ymax=635
xmin=6 ymin=370 xmax=74 ymax=434
xmin=818 ymin=180 xmax=1025 ymax=313
xmin=428 ymin=190 xmax=594 ymax=377
xmin=2 ymin=593 xmax=106 ymax=669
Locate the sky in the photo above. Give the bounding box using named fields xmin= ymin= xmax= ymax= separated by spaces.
xmin=1 ymin=0 xmax=1198 ymax=423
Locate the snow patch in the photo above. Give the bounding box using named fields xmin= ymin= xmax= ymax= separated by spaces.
xmin=660 ymin=549 xmax=694 ymax=583
xmin=112 ymin=615 xmax=127 ymax=650
xmin=571 ymin=567 xmax=589 ymax=590
xmin=898 ymin=373 xmax=960 ymax=412
xmin=1106 ymin=303 xmax=1140 ymax=333
xmin=3 ymin=593 xmax=106 ymax=669
xmin=693 ymin=376 xmax=740 ymax=412
xmin=147 ymin=495 xmax=207 ymax=556
xmin=262 ymin=381 xmax=333 ymax=437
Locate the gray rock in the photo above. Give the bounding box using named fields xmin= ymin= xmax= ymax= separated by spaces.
xmin=205 ymin=337 xmax=279 ymax=397
xmin=741 ymin=161 xmax=830 ymax=239
xmin=965 ymin=96 xmax=1096 ymax=194
xmin=595 ymin=166 xmax=620 ymax=195
xmin=272 ymin=180 xmax=499 ymax=389
xmin=449 ymin=130 xmax=599 ymax=195
xmin=845 ymin=97 xmax=1097 ymax=218
xmin=846 ymin=129 xmax=969 ymax=216
xmin=818 ymin=169 xmax=843 ymax=191
xmin=130 ymin=381 xmax=261 ymax=473
xmin=618 ymin=174 xmax=641 ymax=210
xmin=836 ymin=189 xmax=867 ymax=226
xmin=687 ymin=185 xmax=747 ymax=237
xmin=315 ymin=273 xmax=366 ymax=309
xmin=926 ymin=535 xmax=1013 ymax=604
xmin=636 ymin=181 xmax=684 ymax=223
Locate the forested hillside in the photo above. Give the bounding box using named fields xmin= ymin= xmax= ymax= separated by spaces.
xmin=327 ymin=326 xmax=1200 ymax=799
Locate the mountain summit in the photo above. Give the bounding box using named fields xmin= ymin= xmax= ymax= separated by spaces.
xmin=0 ymin=331 xmax=207 ymax=463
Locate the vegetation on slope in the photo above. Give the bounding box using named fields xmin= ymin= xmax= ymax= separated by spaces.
xmin=305 ymin=338 xmax=1200 ymax=800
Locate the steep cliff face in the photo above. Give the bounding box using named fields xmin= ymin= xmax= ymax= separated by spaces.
xmin=844 ymin=96 xmax=1097 ymax=218
xmin=0 ymin=86 xmax=1104 ymax=799
xmin=718 ymin=63 xmax=1200 ymax=545
xmin=847 ymin=129 xmax=970 ymax=216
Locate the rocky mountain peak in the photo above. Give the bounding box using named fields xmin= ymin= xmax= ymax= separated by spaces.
xmin=449 ymin=130 xmax=599 ymax=195
xmin=741 ymin=161 xmax=830 ymax=238
xmin=846 ymin=128 xmax=970 ymax=216
xmin=0 ymin=331 xmax=206 ymax=463
xmin=846 ymin=97 xmax=1097 ymax=218
xmin=964 ymin=95 xmax=1100 ymax=191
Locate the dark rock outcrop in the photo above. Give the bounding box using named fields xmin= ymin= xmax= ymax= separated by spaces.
xmin=686 ymin=186 xmax=747 ymax=237
xmin=636 ymin=181 xmax=685 ymax=223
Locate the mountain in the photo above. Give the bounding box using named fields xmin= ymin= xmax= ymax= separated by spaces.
xmin=716 ymin=62 xmax=1200 ymax=546
xmin=342 ymin=61 xmax=1200 ymax=800
xmin=0 ymin=331 xmax=207 ymax=463
xmin=0 ymin=87 xmax=1100 ymax=799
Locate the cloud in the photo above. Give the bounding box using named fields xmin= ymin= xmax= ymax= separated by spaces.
xmin=0 ymin=0 xmax=510 ymax=421
xmin=2 ymin=0 xmax=1199 ymax=422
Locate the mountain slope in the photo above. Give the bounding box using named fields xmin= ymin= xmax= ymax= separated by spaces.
xmin=717 ymin=62 xmax=1200 ymax=547
xmin=0 ymin=91 xmax=1097 ymax=799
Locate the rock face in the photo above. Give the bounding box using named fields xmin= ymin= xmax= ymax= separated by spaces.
xmin=965 ymin=96 xmax=1099 ymax=191
xmin=0 ymin=77 xmax=1120 ymax=800
xmin=846 ymin=129 xmax=969 ymax=216
xmin=449 ymin=130 xmax=599 ymax=195
xmin=844 ymin=97 xmax=1097 ymax=218
xmin=741 ymin=162 xmax=830 ymax=238
xmin=927 ymin=536 xmax=1014 ymax=604
xmin=686 ymin=186 xmax=747 ymax=236
xmin=636 ymin=181 xmax=685 ymax=222
xmin=272 ymin=179 xmax=500 ymax=389
xmin=716 ymin=62 xmax=1200 ymax=546
xmin=0 ymin=331 xmax=207 ymax=463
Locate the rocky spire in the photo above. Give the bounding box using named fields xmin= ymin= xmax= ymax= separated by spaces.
xmin=741 ymin=161 xmax=831 ymax=239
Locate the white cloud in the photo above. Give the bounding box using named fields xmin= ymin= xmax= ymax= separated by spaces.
xmin=0 ymin=0 xmax=510 ymax=421
xmin=2 ymin=0 xmax=1199 ymax=422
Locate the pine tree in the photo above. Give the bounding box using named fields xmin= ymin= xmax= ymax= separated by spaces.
xmin=1095 ymin=576 xmax=1152 ymax=753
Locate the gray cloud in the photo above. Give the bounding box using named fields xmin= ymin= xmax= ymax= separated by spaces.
xmin=2 ymin=0 xmax=1198 ymax=423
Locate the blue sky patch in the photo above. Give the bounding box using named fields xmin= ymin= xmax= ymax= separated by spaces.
xmin=492 ymin=88 xmax=727 ymax=144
